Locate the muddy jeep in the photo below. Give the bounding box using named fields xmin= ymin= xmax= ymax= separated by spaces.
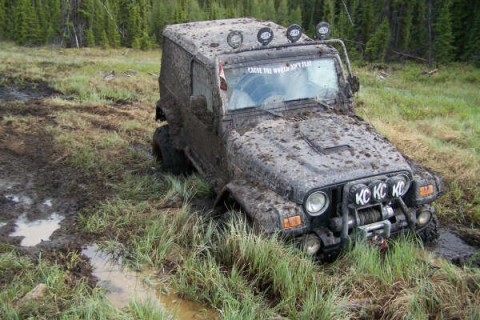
xmin=153 ymin=18 xmax=443 ymax=257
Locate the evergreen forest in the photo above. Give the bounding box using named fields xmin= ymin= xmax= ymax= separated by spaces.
xmin=0 ymin=0 xmax=479 ymax=63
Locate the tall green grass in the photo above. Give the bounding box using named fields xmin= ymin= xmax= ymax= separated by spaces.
xmin=355 ymin=63 xmax=480 ymax=224
xmin=0 ymin=244 xmax=171 ymax=319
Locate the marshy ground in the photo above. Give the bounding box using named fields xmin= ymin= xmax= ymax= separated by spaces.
xmin=0 ymin=42 xmax=479 ymax=319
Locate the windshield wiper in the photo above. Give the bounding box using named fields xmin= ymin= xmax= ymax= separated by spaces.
xmin=286 ymin=97 xmax=335 ymax=110
xmin=236 ymin=106 xmax=283 ymax=118
xmin=260 ymin=106 xmax=283 ymax=118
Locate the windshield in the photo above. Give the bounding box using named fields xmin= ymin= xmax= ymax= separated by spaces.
xmin=224 ymin=58 xmax=339 ymax=111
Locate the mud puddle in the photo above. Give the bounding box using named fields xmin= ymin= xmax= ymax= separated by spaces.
xmin=429 ymin=227 xmax=480 ymax=267
xmin=0 ymin=79 xmax=59 ymax=102
xmin=10 ymin=212 xmax=64 ymax=246
xmin=83 ymin=244 xmax=218 ymax=319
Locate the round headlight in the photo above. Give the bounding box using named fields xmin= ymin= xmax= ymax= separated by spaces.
xmin=305 ymin=191 xmax=329 ymax=216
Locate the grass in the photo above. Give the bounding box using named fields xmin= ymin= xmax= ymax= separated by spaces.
xmin=0 ymin=42 xmax=479 ymax=318
xmin=355 ymin=63 xmax=480 ymax=224
xmin=0 ymin=244 xmax=172 ymax=319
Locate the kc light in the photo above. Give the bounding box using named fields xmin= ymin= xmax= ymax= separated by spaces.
xmin=350 ymin=184 xmax=371 ymax=207
xmin=305 ymin=191 xmax=329 ymax=216
xmin=286 ymin=24 xmax=302 ymax=43
xmin=369 ymin=180 xmax=388 ymax=203
xmin=227 ymin=31 xmax=243 ymax=49
xmin=316 ymin=22 xmax=330 ymax=40
xmin=387 ymin=175 xmax=409 ymax=198
xmin=257 ymin=27 xmax=274 ymax=45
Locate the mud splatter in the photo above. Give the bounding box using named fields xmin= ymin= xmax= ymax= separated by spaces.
xmin=9 ymin=213 xmax=65 ymax=246
xmin=83 ymin=244 xmax=218 ymax=319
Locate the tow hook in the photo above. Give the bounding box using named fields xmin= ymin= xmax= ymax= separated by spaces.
xmin=368 ymin=235 xmax=388 ymax=253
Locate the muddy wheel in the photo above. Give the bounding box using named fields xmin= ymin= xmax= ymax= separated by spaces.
xmin=417 ymin=214 xmax=439 ymax=243
xmin=152 ymin=125 xmax=191 ymax=175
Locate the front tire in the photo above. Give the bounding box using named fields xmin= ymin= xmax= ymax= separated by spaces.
xmin=417 ymin=214 xmax=439 ymax=243
xmin=152 ymin=125 xmax=191 ymax=175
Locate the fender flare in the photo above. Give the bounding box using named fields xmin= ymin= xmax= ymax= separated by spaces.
xmin=214 ymin=180 xmax=309 ymax=234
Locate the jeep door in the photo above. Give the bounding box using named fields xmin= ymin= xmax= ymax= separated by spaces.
xmin=183 ymin=61 xmax=224 ymax=183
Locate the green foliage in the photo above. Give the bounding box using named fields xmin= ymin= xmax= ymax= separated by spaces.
xmin=365 ymin=17 xmax=391 ymax=62
xmin=0 ymin=0 xmax=477 ymax=61
xmin=434 ymin=0 xmax=456 ymax=63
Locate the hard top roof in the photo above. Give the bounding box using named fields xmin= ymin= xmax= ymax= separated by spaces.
xmin=163 ymin=18 xmax=324 ymax=65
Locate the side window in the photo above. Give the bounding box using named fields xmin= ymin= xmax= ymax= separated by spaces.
xmin=192 ymin=62 xmax=213 ymax=111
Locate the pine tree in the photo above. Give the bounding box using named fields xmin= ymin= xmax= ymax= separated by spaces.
xmin=289 ymin=6 xmax=302 ymax=26
xmin=409 ymin=0 xmax=428 ymax=57
xmin=464 ymin=11 xmax=480 ymax=64
xmin=323 ymin=0 xmax=335 ymax=25
xmin=0 ymin=0 xmax=6 ymax=39
xmin=277 ymin=0 xmax=288 ymax=25
xmin=365 ymin=17 xmax=391 ymax=62
xmin=433 ymin=0 xmax=455 ymax=63
xmin=263 ymin=0 xmax=276 ymax=21
xmin=105 ymin=1 xmax=120 ymax=48
xmin=46 ymin=0 xmax=62 ymax=44
xmin=359 ymin=0 xmax=374 ymax=44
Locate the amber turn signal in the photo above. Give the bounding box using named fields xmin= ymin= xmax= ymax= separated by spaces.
xmin=419 ymin=184 xmax=434 ymax=197
xmin=283 ymin=215 xmax=302 ymax=229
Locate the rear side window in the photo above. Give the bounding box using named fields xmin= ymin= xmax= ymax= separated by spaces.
xmin=192 ymin=62 xmax=213 ymax=111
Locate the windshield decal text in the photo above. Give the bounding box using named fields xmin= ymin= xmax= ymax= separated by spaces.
xmin=247 ymin=61 xmax=312 ymax=75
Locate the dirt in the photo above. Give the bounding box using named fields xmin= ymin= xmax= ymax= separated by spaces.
xmin=0 ymin=108 xmax=90 ymax=254
xmin=0 ymin=82 xmax=220 ymax=317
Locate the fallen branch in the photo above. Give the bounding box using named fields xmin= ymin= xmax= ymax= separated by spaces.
xmin=391 ymin=49 xmax=428 ymax=62
xmin=421 ymin=68 xmax=438 ymax=76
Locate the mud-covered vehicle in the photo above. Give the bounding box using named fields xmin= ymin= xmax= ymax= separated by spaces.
xmin=153 ymin=18 xmax=443 ymax=258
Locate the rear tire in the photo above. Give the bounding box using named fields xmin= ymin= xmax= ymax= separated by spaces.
xmin=152 ymin=125 xmax=191 ymax=175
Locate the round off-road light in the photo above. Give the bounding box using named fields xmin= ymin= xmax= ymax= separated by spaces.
xmin=286 ymin=24 xmax=302 ymax=43
xmin=304 ymin=234 xmax=321 ymax=255
xmin=316 ymin=22 xmax=330 ymax=40
xmin=369 ymin=180 xmax=388 ymax=203
xmin=227 ymin=31 xmax=243 ymax=49
xmin=387 ymin=175 xmax=409 ymax=198
xmin=257 ymin=27 xmax=274 ymax=45
xmin=305 ymin=191 xmax=329 ymax=216
xmin=417 ymin=209 xmax=432 ymax=226
xmin=350 ymin=184 xmax=371 ymax=207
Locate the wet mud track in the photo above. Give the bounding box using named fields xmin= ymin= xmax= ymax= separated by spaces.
xmin=0 ymin=113 xmax=88 ymax=253
xmin=0 ymin=84 xmax=220 ymax=317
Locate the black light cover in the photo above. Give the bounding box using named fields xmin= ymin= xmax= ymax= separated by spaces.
xmin=286 ymin=24 xmax=302 ymax=43
xmin=316 ymin=22 xmax=330 ymax=40
xmin=257 ymin=27 xmax=274 ymax=45
xmin=227 ymin=31 xmax=243 ymax=49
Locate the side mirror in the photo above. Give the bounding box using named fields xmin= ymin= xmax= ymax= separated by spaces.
xmin=348 ymin=75 xmax=360 ymax=94
xmin=190 ymin=95 xmax=208 ymax=117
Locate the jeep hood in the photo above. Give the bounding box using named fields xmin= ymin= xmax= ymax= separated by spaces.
xmin=226 ymin=112 xmax=412 ymax=204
